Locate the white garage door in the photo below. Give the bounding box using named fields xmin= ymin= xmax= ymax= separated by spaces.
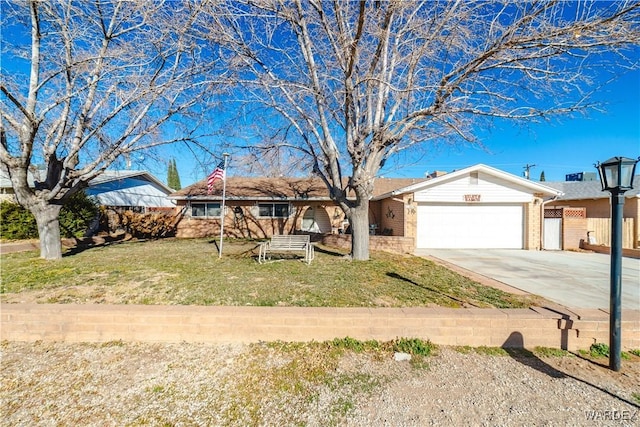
xmin=417 ymin=204 xmax=524 ymax=249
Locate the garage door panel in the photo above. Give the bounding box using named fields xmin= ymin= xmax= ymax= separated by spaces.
xmin=417 ymin=204 xmax=523 ymax=249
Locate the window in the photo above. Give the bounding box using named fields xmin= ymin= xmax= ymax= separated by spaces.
xmin=258 ymin=203 xmax=290 ymax=218
xmin=274 ymin=203 xmax=289 ymax=217
xmin=191 ymin=202 xmax=221 ymax=218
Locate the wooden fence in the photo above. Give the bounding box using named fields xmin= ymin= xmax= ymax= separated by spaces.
xmin=586 ymin=218 xmax=636 ymax=248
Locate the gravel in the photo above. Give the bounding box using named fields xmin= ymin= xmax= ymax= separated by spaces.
xmin=1 ymin=341 xmax=638 ymax=426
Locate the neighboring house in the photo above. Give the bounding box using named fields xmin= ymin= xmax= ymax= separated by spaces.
xmin=86 ymin=170 xmax=176 ymax=212
xmin=1 ymin=168 xmax=175 ymax=212
xmin=171 ymin=164 xmax=563 ymax=252
xmin=544 ymin=176 xmax=640 ymax=249
xmin=0 ymin=168 xmax=35 ymax=203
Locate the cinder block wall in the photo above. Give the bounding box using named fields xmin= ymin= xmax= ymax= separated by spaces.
xmin=2 ymin=305 xmax=638 ymax=352
xmin=563 ymin=216 xmax=587 ymax=250
xmin=580 ymin=242 xmax=640 ymax=259
xmin=321 ymin=234 xmax=415 ymax=254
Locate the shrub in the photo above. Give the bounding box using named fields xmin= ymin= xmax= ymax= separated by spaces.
xmin=59 ymin=192 xmax=100 ymax=238
xmin=0 ymin=200 xmax=38 ymax=239
xmin=0 ymin=191 xmax=99 ymax=240
xmin=118 ymin=210 xmax=181 ymax=239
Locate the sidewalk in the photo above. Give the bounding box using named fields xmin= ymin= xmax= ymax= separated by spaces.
xmin=0 ymin=240 xmax=39 ymax=254
xmin=0 ymin=234 xmax=130 ymax=255
xmin=2 ymin=303 xmax=639 ymax=351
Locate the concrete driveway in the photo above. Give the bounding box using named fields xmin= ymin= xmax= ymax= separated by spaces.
xmin=415 ymin=249 xmax=640 ymax=310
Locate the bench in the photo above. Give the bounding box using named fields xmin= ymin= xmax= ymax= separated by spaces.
xmin=258 ymin=234 xmax=315 ymax=264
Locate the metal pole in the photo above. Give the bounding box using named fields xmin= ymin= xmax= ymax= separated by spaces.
xmin=609 ymin=191 xmax=624 ymax=371
xmin=218 ymin=153 xmax=230 ymax=259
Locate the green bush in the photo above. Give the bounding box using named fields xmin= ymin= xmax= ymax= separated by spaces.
xmin=59 ymin=192 xmax=100 ymax=238
xmin=0 ymin=201 xmax=38 ymax=239
xmin=0 ymin=192 xmax=99 ymax=240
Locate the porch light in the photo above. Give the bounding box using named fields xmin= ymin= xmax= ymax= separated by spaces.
xmin=596 ymin=156 xmax=638 ymax=192
xmin=595 ymin=156 xmax=638 ymax=372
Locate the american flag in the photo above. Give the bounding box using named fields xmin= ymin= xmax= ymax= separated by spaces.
xmin=207 ymin=161 xmax=225 ymax=194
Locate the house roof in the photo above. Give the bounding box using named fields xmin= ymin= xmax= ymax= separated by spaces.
xmin=89 ymin=170 xmax=174 ymax=194
xmin=544 ymin=176 xmax=640 ymax=201
xmin=171 ymin=177 xmax=331 ymax=201
xmin=85 ymin=170 xmax=175 ymax=207
xmin=0 ymin=168 xmax=172 ymax=194
xmin=372 ymin=163 xmax=563 ymax=200
xmin=370 ymin=177 xmax=430 ymax=197
xmin=170 ymin=176 xmax=430 ymax=201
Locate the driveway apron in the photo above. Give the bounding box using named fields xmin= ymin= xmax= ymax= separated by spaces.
xmin=416 ymin=249 xmax=640 ymax=310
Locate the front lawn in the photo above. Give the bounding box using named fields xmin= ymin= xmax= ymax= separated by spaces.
xmin=0 ymin=238 xmax=543 ymax=308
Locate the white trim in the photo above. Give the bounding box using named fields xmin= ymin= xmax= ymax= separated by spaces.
xmin=170 ymin=195 xmax=335 ymax=202
xmin=90 ymin=170 xmax=174 ymax=195
xmin=373 ymin=164 xmax=563 ymax=200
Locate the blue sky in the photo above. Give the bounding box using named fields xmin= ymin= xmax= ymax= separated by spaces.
xmin=382 ymin=68 xmax=640 ymax=183
xmin=3 ymin=2 xmax=638 ymax=188
xmin=164 ymin=66 xmax=638 ymax=187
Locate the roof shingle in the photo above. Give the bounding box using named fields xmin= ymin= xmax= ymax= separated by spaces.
xmin=545 ymin=176 xmax=640 ymax=201
xmin=170 ymin=176 xmax=430 ymax=200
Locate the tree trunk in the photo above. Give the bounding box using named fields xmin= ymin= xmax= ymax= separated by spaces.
xmin=348 ymin=199 xmax=370 ymax=261
xmin=33 ymin=203 xmax=63 ymax=260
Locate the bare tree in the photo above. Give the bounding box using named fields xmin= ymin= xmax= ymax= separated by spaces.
xmin=208 ymin=0 xmax=639 ymax=260
xmin=1 ymin=0 xmax=224 ymax=259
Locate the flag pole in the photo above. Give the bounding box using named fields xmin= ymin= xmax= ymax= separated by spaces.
xmin=218 ymin=153 xmax=230 ymax=258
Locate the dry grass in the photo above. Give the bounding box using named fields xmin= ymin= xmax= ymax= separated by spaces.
xmin=0 ymin=238 xmax=543 ymax=308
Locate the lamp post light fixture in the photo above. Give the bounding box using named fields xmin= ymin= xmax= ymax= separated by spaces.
xmin=595 ymin=156 xmax=639 ymax=371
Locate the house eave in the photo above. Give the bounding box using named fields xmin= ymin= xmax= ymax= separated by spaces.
xmin=90 ymin=170 xmax=175 ymax=195
xmin=372 ymin=164 xmax=563 ymax=201
xmin=170 ymin=195 xmax=346 ymax=202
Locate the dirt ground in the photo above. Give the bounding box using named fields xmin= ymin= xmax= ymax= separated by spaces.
xmin=2 ymin=341 xmax=638 ymax=426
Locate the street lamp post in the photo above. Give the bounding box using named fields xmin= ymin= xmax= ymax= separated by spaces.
xmin=595 ymin=156 xmax=638 ymax=371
